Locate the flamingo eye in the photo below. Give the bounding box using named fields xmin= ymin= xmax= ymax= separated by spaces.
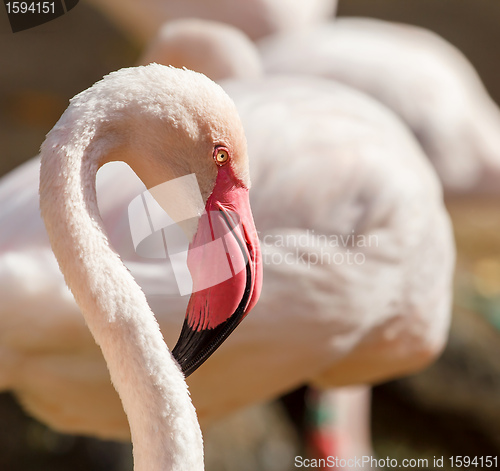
xmin=214 ymin=147 xmax=230 ymax=166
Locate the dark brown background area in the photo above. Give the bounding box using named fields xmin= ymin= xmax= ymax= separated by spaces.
xmin=0 ymin=1 xmax=137 ymax=176
xmin=338 ymin=0 xmax=500 ymax=104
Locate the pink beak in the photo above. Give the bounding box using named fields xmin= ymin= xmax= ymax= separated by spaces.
xmin=172 ymin=165 xmax=262 ymax=377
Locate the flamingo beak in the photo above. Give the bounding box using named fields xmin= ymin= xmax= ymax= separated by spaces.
xmin=172 ymin=166 xmax=262 ymax=377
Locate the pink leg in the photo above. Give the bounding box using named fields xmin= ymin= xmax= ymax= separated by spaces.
xmin=306 ymin=386 xmax=376 ymax=470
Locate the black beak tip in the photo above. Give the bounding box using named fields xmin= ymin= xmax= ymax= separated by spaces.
xmin=171 ymin=321 xmax=206 ymax=378
xmin=172 ymin=243 xmax=255 ymax=377
xmin=171 ymin=309 xmax=246 ymax=378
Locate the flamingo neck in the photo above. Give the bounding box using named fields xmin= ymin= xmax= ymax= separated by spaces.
xmin=39 ymin=120 xmax=204 ymax=470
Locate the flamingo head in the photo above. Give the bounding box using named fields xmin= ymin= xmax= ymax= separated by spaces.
xmin=92 ymin=65 xmax=262 ymax=377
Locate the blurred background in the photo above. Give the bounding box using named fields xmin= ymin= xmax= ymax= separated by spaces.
xmin=1 ymin=0 xmax=499 ymax=469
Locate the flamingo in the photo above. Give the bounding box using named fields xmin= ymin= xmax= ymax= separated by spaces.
xmin=258 ymin=17 xmax=500 ymax=196
xmin=85 ymin=0 xmax=337 ymax=43
xmin=257 ymin=15 xmax=500 ymax=460
xmin=37 ymin=63 xmax=263 ymax=469
xmin=139 ymin=19 xmax=264 ymax=82
xmin=0 ymin=20 xmax=454 ymax=456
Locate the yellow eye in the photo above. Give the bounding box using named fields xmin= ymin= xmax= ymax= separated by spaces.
xmin=214 ymin=147 xmax=230 ymax=166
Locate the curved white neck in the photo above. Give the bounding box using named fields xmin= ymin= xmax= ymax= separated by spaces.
xmin=39 ymin=114 xmax=204 ymax=470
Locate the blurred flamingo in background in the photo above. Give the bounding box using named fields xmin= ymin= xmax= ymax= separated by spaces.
xmin=86 ymin=0 xmax=337 ymax=42
xmin=258 ymin=14 xmax=500 ymax=445
xmin=258 ymin=17 xmax=500 ymax=196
